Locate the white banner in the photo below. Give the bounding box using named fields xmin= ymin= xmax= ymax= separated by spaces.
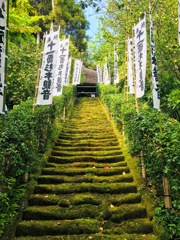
xmin=65 ymin=56 xmax=71 ymax=86
xmin=178 ymin=0 xmax=180 ymax=44
xmin=77 ymin=60 xmax=82 ymax=84
xmin=114 ymin=50 xmax=119 ymax=84
xmin=150 ymin=13 xmax=160 ymax=110
xmin=127 ymin=38 xmax=135 ymax=94
xmin=134 ymin=16 xmax=147 ymax=98
xmin=104 ymin=63 xmax=110 ymax=85
xmin=96 ymin=65 xmax=101 ymax=83
xmin=0 ymin=0 xmax=6 ymax=114
xmin=37 ymin=30 xmax=59 ymax=105
xmin=72 ymin=60 xmax=82 ymax=85
xmin=54 ymin=38 xmax=69 ymax=93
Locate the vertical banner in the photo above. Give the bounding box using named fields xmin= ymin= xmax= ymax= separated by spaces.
xmin=0 ymin=0 xmax=6 ymax=114
xmin=127 ymin=38 xmax=135 ymax=94
xmin=134 ymin=15 xmax=147 ymax=98
xmin=72 ymin=60 xmax=82 ymax=85
xmin=37 ymin=30 xmax=59 ymax=105
xmin=114 ymin=49 xmax=119 ymax=84
xmin=150 ymin=12 xmax=160 ymax=110
xmin=100 ymin=68 xmax=104 ymax=83
xmin=178 ymin=0 xmax=180 ymax=44
xmin=65 ymin=56 xmax=72 ymax=86
xmin=104 ymin=63 xmax=110 ymax=85
xmin=53 ymin=38 xmax=69 ymax=94
xmin=77 ymin=60 xmax=83 ymax=84
xmin=96 ymin=65 xmax=101 ymax=83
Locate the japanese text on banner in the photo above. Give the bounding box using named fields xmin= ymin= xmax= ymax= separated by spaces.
xmin=134 ymin=16 xmax=147 ymax=98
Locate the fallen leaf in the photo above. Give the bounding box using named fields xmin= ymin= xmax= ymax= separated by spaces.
xmin=104 ymin=166 xmax=109 ymax=169
xmin=57 ymin=222 xmax=62 ymax=225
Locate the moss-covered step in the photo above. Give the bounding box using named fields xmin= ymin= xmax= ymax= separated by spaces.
xmin=29 ymin=192 xmax=141 ymax=207
xmin=55 ymin=139 xmax=119 ymax=147
xmin=33 ymin=182 xmax=137 ymax=194
xmin=15 ymin=218 xmax=154 ymax=238
xmin=60 ymin=127 xmax=115 ymax=134
xmin=22 ymin=203 xmax=147 ymax=222
xmin=15 ymin=234 xmax=159 ymax=240
xmin=48 ymin=155 xmax=125 ymax=164
xmin=37 ymin=174 xmax=133 ymax=184
xmin=45 ymin=161 xmax=127 ymax=168
xmin=15 ymin=219 xmax=101 ymax=237
xmin=53 ymin=145 xmax=121 ymax=152
xmin=58 ymin=133 xmax=117 ymax=140
xmin=50 ymin=149 xmax=123 ymax=157
xmin=41 ymin=166 xmax=130 ymax=176
xmin=22 ymin=204 xmax=101 ymax=220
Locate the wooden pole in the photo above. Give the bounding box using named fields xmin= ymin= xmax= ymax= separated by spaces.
xmin=140 ymin=151 xmax=146 ymax=179
xmin=163 ymin=176 xmax=172 ymax=209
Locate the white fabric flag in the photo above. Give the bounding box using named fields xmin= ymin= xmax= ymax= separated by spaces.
xmin=101 ymin=67 xmax=104 ymax=83
xmin=77 ymin=60 xmax=83 ymax=84
xmin=96 ymin=65 xmax=101 ymax=83
xmin=127 ymin=38 xmax=135 ymax=94
xmin=150 ymin=12 xmax=160 ymax=110
xmin=104 ymin=63 xmax=110 ymax=85
xmin=72 ymin=60 xmax=82 ymax=85
xmin=114 ymin=50 xmax=119 ymax=84
xmin=178 ymin=0 xmax=180 ymax=44
xmin=37 ymin=30 xmax=59 ymax=105
xmin=0 ymin=0 xmax=6 ymax=114
xmin=65 ymin=57 xmax=72 ymax=86
xmin=134 ymin=16 xmax=147 ymax=98
xmin=53 ymin=38 xmax=69 ymax=94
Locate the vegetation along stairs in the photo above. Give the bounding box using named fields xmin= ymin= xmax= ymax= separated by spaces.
xmin=15 ymin=98 xmax=158 ymax=240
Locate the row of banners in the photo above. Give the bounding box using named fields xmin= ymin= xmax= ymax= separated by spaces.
xmin=0 ymin=1 xmax=180 ymax=112
xmin=97 ymin=11 xmax=161 ymax=110
xmin=127 ymin=12 xmax=160 ymax=110
xmin=36 ymin=30 xmax=82 ymax=105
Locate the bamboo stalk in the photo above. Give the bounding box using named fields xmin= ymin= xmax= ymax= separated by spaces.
xmin=163 ymin=176 xmax=172 ymax=209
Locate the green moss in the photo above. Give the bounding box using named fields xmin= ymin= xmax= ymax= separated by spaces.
xmin=23 ymin=204 xmax=101 ymax=220
xmin=109 ymin=203 xmax=147 ymax=222
xmin=14 ymin=98 xmax=159 ymax=240
xmin=49 ymin=155 xmax=125 ymax=164
xmin=34 ymin=182 xmax=137 ymax=194
xmin=41 ymin=166 xmax=129 ymax=176
xmin=16 ymin=219 xmax=100 ymax=237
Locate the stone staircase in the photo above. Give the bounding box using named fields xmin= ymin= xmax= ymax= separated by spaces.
xmin=15 ymin=98 xmax=158 ymax=240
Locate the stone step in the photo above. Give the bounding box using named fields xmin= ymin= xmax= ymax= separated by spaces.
xmin=58 ymin=133 xmax=117 ymax=140
xmin=37 ymin=174 xmax=133 ymax=184
xmin=51 ymin=149 xmax=123 ymax=157
xmin=45 ymin=161 xmax=127 ymax=168
xmin=55 ymin=140 xmax=119 ymax=147
xmin=33 ymin=182 xmax=137 ymax=195
xmin=15 ymin=233 xmax=159 ymax=240
xmin=53 ymin=146 xmax=121 ymax=152
xmin=22 ymin=203 xmax=146 ymax=222
xmin=28 ymin=192 xmax=142 ymax=207
xmin=15 ymin=218 xmax=154 ymax=237
xmin=41 ymin=166 xmax=130 ymax=176
xmin=48 ymin=155 xmax=125 ymax=164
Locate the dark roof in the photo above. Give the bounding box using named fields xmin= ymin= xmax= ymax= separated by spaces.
xmin=82 ymin=67 xmax=97 ymax=84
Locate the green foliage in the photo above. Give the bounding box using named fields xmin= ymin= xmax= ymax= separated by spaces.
xmin=91 ymin=0 xmax=180 ymax=120
xmin=98 ymin=84 xmax=180 ymax=239
xmin=154 ymin=204 xmax=180 ymax=239
xmin=7 ymin=41 xmax=41 ymax=108
xmin=0 ymin=85 xmax=75 ymax=237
